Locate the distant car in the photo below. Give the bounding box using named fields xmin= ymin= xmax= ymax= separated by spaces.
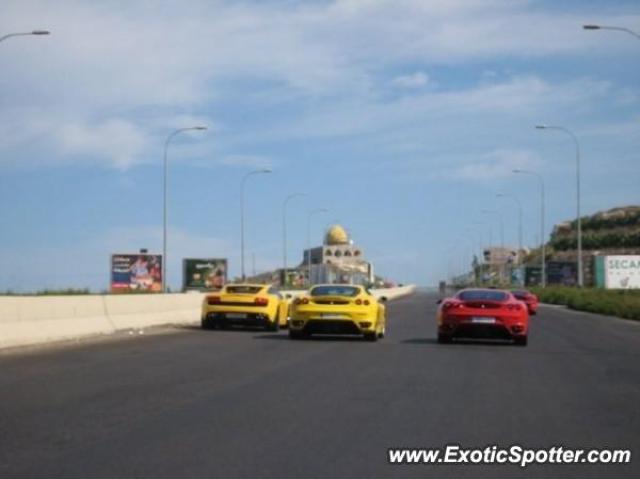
xmin=289 ymin=284 xmax=386 ymax=341
xmin=511 ymin=289 xmax=539 ymax=315
xmin=436 ymin=288 xmax=529 ymax=346
xmin=201 ymin=284 xmax=290 ymax=331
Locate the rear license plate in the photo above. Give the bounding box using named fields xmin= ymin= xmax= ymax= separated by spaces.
xmin=471 ymin=317 xmax=496 ymax=324
xmin=226 ymin=313 xmax=247 ymax=319
xmin=319 ymin=314 xmax=346 ymax=319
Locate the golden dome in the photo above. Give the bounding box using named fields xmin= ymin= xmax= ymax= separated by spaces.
xmin=325 ymin=225 xmax=349 ymax=245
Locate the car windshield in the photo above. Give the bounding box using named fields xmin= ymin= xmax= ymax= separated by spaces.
xmin=311 ymin=286 xmax=360 ymax=297
xmin=226 ymin=285 xmax=263 ymax=294
xmin=458 ymin=290 xmax=508 ymax=302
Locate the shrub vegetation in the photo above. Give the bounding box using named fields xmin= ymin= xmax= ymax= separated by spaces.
xmin=531 ymin=287 xmax=640 ymax=321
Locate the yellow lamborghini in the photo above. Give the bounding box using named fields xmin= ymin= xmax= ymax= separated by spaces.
xmin=201 ymin=284 xmax=291 ymax=331
xmin=288 ymin=284 xmax=386 ymax=341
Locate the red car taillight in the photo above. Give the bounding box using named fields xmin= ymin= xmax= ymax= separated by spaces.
xmin=207 ymin=296 xmax=221 ymax=305
xmin=355 ymin=299 xmax=371 ymax=306
xmin=442 ymin=302 xmax=462 ymax=310
xmin=506 ymin=303 xmax=523 ymax=311
xmin=254 ymin=297 xmax=269 ymax=306
xmin=294 ymin=297 xmax=309 ymax=305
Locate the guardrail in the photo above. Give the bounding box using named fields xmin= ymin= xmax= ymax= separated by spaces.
xmin=0 ymin=285 xmax=416 ymax=350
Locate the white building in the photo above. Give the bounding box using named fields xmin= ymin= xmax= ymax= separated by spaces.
xmin=301 ymin=224 xmax=374 ymax=285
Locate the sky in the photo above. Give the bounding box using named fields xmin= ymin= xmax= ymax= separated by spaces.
xmin=1 ymin=0 xmax=639 ymax=291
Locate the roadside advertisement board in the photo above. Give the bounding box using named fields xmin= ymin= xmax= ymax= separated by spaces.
xmin=111 ymin=254 xmax=163 ymax=293
xmin=546 ymin=261 xmax=577 ymax=286
xmin=525 ymin=266 xmax=542 ymax=287
xmin=183 ymin=258 xmax=227 ymax=291
xmin=510 ymin=266 xmax=525 ymax=287
xmin=595 ymin=255 xmax=640 ymax=289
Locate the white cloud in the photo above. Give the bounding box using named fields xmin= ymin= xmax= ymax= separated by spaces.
xmin=1 ymin=0 xmax=638 ymax=169
xmin=246 ymin=75 xmax=616 ymax=142
xmin=581 ymin=115 xmax=640 ymax=139
xmin=57 ymin=119 xmax=148 ymax=169
xmin=392 ymin=72 xmax=430 ymax=89
xmin=437 ymin=149 xmax=542 ymax=181
xmin=219 ymin=155 xmax=273 ymax=170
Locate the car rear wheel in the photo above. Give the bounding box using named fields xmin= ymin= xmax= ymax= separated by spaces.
xmin=514 ymin=335 xmax=528 ymax=346
xmin=201 ymin=318 xmax=212 ymax=330
xmin=437 ymin=332 xmax=452 ymax=344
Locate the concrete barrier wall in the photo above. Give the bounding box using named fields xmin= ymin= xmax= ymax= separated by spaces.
xmin=280 ymin=285 xmax=416 ymax=301
xmin=371 ymin=285 xmax=416 ymax=300
xmin=0 ymin=285 xmax=416 ymax=350
xmin=0 ymin=293 xmax=204 ymax=350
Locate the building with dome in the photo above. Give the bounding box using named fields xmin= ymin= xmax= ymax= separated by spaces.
xmin=301 ymin=224 xmax=374 ymax=285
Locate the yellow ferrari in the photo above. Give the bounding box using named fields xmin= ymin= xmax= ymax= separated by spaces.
xmin=201 ymin=284 xmax=291 ymax=331
xmin=288 ymin=284 xmax=386 ymax=341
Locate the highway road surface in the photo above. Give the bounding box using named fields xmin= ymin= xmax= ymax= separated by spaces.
xmin=1 ymin=290 xmax=638 ymax=478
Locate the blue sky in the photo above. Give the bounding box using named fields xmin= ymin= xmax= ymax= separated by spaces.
xmin=1 ymin=0 xmax=639 ymax=291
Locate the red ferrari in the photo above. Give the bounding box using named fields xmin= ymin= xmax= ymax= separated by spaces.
xmin=437 ymin=288 xmax=529 ymax=346
xmin=511 ymin=289 xmax=539 ymax=315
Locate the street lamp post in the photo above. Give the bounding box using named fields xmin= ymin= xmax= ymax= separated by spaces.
xmin=474 ymin=220 xmax=492 ymax=254
xmin=496 ymin=193 xmax=523 ymax=257
xmin=536 ymin=124 xmax=583 ymax=287
xmin=583 ymin=24 xmax=640 ymax=39
xmin=162 ymin=126 xmax=207 ymax=292
xmin=445 ymin=243 xmax=459 ymax=284
xmin=482 ymin=210 xmax=504 ymax=249
xmin=240 ymin=169 xmax=272 ymax=281
xmin=282 ymin=193 xmax=306 ymax=287
xmin=513 ymin=169 xmax=546 ymax=287
xmin=463 ymin=231 xmax=482 ymax=285
xmin=0 ymin=30 xmax=50 ymax=43
xmin=482 ymin=209 xmax=505 ymax=284
xmin=464 ymin=227 xmax=483 ymax=263
xmin=252 ymin=252 xmax=256 ymax=277
xmin=472 ymin=221 xmax=490 ymax=283
xmin=307 ymin=208 xmax=328 ymax=286
xmin=463 ymin=237 xmax=478 ymax=285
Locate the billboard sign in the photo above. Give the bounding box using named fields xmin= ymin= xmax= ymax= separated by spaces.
xmin=111 ymin=254 xmax=163 ymax=293
xmin=183 ymin=258 xmax=227 ymax=291
xmin=524 ymin=266 xmax=542 ymax=287
xmin=595 ymin=255 xmax=640 ymax=289
xmin=546 ymin=261 xmax=577 ymax=286
xmin=510 ymin=266 xmax=525 ymax=287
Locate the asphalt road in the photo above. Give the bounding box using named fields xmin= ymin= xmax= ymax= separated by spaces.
xmin=1 ymin=290 xmax=639 ymax=479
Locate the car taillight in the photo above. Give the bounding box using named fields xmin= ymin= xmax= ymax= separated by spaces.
xmin=443 ymin=302 xmax=457 ymax=310
xmin=254 ymin=297 xmax=269 ymax=306
xmin=207 ymin=296 xmax=221 ymax=305
xmin=506 ymin=303 xmax=522 ymax=311
xmin=355 ymin=298 xmax=370 ymax=306
xmin=364 ymin=299 xmax=370 ymax=306
xmin=294 ymin=297 xmax=309 ymax=305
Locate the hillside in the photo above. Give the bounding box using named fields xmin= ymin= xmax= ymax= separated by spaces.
xmin=549 ymin=205 xmax=640 ymax=252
